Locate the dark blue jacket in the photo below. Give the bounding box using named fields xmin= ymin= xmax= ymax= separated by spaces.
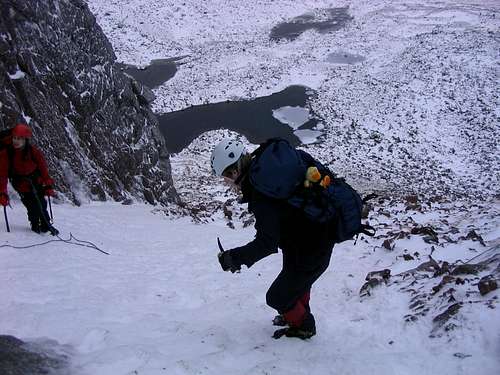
xmin=228 ymin=172 xmax=332 ymax=269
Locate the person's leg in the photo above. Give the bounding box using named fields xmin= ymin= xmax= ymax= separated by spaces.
xmin=267 ymin=242 xmax=333 ymax=338
xmin=20 ymin=192 xmax=41 ymax=232
xmin=299 ymin=289 xmax=311 ymax=312
xmin=279 ymin=264 xmax=324 ymax=331
xmin=272 ymin=289 xmax=310 ymax=326
xmin=267 ymin=248 xmax=306 ymax=316
xmin=35 ymin=191 xmax=51 ymax=232
xmin=267 ymin=268 xmax=308 ymax=324
xmin=267 ymin=272 xmax=315 ymax=338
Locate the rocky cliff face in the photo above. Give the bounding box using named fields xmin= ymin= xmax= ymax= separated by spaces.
xmin=0 ymin=0 xmax=178 ymax=205
xmin=0 ymin=335 xmax=69 ymax=375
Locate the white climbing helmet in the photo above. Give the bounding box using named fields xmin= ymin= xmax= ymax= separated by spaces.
xmin=211 ymin=138 xmax=246 ymax=176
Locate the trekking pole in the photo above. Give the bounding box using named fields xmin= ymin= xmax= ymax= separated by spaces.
xmin=3 ymin=206 xmax=10 ymax=233
xmin=48 ymin=196 xmax=54 ymax=222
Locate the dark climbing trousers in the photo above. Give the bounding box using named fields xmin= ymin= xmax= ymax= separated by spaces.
xmin=19 ymin=188 xmax=50 ymax=231
xmin=266 ymin=235 xmax=334 ymax=327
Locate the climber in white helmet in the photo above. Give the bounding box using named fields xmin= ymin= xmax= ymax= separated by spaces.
xmin=210 ymin=137 xmax=335 ymax=340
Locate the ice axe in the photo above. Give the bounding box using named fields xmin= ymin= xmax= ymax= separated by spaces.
xmin=217 ymin=237 xmax=226 ymax=266
xmin=217 ymin=237 xmax=225 ymax=253
xmin=217 ymin=237 xmax=241 ymax=273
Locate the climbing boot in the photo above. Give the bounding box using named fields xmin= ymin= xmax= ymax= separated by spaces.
xmin=272 ymin=314 xmax=288 ymax=327
xmin=273 ymin=313 xmax=316 ymax=340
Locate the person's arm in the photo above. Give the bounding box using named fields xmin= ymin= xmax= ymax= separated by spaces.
xmin=31 ymin=147 xmax=55 ymax=196
xmin=228 ymin=193 xmax=281 ymax=268
xmin=0 ymin=149 xmax=8 ymax=194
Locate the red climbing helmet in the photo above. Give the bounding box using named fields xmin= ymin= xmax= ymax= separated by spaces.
xmin=12 ymin=123 xmax=33 ymax=138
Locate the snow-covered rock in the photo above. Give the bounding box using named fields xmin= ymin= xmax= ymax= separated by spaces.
xmin=0 ymin=0 xmax=178 ymax=205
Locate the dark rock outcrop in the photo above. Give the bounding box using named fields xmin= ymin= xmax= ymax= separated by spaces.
xmin=359 ymin=269 xmax=391 ymax=297
xmin=0 ymin=335 xmax=69 ymax=375
xmin=0 ymin=0 xmax=178 ymax=205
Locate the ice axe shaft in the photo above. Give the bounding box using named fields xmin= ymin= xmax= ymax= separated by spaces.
xmin=217 ymin=237 xmax=225 ymax=253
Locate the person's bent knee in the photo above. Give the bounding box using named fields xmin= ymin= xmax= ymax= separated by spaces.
xmin=266 ymin=287 xmax=284 ymax=311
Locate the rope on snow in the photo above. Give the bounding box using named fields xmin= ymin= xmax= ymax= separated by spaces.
xmin=0 ymin=232 xmax=109 ymax=255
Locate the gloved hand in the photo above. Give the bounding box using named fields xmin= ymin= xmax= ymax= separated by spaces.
xmin=0 ymin=193 xmax=9 ymax=206
xmin=44 ymin=186 xmax=57 ymax=197
xmin=218 ymin=250 xmax=241 ymax=273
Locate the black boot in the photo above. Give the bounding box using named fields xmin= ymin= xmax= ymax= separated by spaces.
xmin=273 ymin=313 xmax=316 ymax=340
xmin=272 ymin=314 xmax=288 ymax=327
xmin=31 ymin=223 xmax=41 ymax=234
xmin=40 ymin=223 xmax=49 ymax=233
xmin=40 ymin=219 xmax=59 ymax=236
xmin=48 ymin=226 xmax=59 ymax=236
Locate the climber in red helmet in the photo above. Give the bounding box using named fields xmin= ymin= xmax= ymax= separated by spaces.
xmin=0 ymin=124 xmax=59 ymax=235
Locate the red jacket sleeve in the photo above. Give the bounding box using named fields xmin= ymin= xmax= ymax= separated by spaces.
xmin=31 ymin=146 xmax=53 ymax=186
xmin=0 ymin=149 xmax=8 ymax=194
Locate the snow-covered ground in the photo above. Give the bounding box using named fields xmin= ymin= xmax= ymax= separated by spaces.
xmin=2 ymin=1 xmax=499 ymax=374
xmin=87 ymin=0 xmax=499 ymax=199
xmin=1 ymin=200 xmax=498 ymax=375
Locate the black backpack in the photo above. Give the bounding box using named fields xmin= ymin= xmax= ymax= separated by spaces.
xmin=0 ymin=128 xmax=12 ymax=150
xmin=249 ymin=138 xmax=375 ymax=243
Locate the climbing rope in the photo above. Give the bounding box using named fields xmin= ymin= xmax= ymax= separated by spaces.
xmin=0 ymin=232 xmax=109 ymax=255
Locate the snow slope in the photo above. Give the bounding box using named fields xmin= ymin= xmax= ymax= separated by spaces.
xmin=1 ymin=199 xmax=499 ymax=375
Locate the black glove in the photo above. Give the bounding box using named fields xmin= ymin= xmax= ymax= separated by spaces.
xmin=218 ymin=250 xmax=241 ymax=273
